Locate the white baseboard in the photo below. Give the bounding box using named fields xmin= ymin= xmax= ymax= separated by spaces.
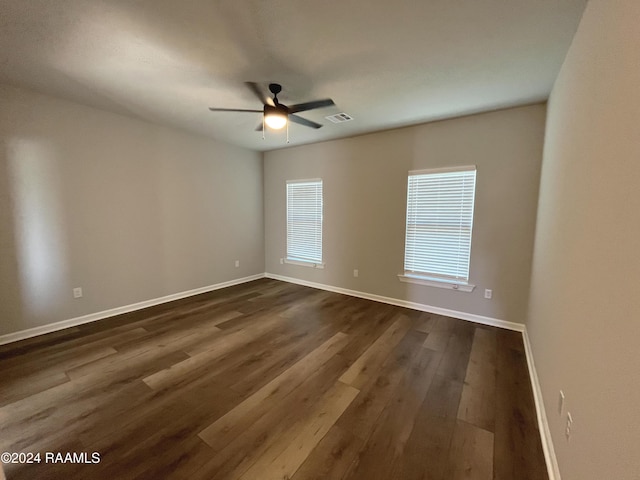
xmin=0 ymin=273 xmax=265 ymax=346
xmin=264 ymin=273 xmax=524 ymax=332
xmin=523 ymin=327 xmax=561 ymax=480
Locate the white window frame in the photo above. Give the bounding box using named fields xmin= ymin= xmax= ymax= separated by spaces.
xmin=398 ymin=166 xmax=477 ymax=292
xmin=285 ymin=179 xmax=324 ymax=269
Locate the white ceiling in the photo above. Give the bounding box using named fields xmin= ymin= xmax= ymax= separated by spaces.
xmin=0 ymin=0 xmax=587 ymax=151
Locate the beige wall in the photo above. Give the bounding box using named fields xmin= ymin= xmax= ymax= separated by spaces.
xmin=527 ymin=1 xmax=640 ymax=479
xmin=265 ymin=104 xmax=545 ymax=323
xmin=0 ymin=84 xmax=264 ymax=337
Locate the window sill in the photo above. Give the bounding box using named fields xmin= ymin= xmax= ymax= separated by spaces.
xmin=284 ymin=258 xmax=325 ymax=269
xmin=397 ymin=274 xmax=475 ymax=292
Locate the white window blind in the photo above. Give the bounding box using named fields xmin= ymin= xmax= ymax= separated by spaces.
xmin=404 ymin=166 xmax=476 ymax=282
xmin=286 ymin=179 xmax=323 ymax=264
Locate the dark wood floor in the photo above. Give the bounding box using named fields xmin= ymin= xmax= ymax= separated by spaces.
xmin=0 ymin=279 xmax=548 ymax=480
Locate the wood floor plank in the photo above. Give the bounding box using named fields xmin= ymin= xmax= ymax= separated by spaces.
xmin=65 ymin=335 xmax=198 ymax=381
xmin=188 ymin=354 xmax=350 ymax=480
xmin=184 ymin=309 xmax=290 ymax=356
xmin=228 ymin=322 xmax=338 ymax=397
xmin=109 ymin=318 xmax=224 ymax=355
xmin=0 ymin=349 xmax=189 ymax=453
xmin=279 ymin=289 xmax=334 ymax=319
xmin=82 ymin=384 xmax=238 ymax=480
xmin=0 ymin=327 xmax=83 ymax=360
xmin=236 ymin=285 xmax=323 ymax=316
xmin=494 ymin=330 xmax=548 ymax=480
xmin=198 ymin=332 xmax=349 ymax=451
xmin=142 ymin=314 xmax=287 ymax=390
xmin=143 ymin=319 xmax=336 ymax=409
xmin=128 ymin=437 xmax=214 ymax=480
xmin=237 ymin=380 xmax=359 ymax=480
xmin=290 ymin=425 xmax=364 ymax=480
xmin=0 ymin=369 xmax=70 ymax=407
xmin=436 ymin=321 xmax=475 ymax=381
xmin=497 ymin=328 xmax=526 ymax=353
xmin=414 ymin=312 xmax=437 ymax=333
xmin=446 ymin=420 xmax=494 ymax=480
xmin=138 ymin=302 xmax=246 ymax=334
xmin=0 ymin=326 xmax=148 ymax=372
xmin=457 ymin=327 xmax=497 ymax=432
xmin=422 ymin=374 xmax=465 ymax=419
xmin=333 ymin=305 xmax=398 ymax=365
xmin=83 ymin=291 xmax=255 ymax=337
xmin=141 ymin=326 xmax=280 ymax=392
xmin=391 ymin=370 xmax=465 ymax=479
xmin=423 ymin=315 xmax=457 ymax=351
xmin=77 ymin=370 xmax=241 ymax=449
xmin=339 ymin=313 xmax=412 ymax=388
xmin=342 ymin=346 xmax=442 ymax=480
xmin=394 ymin=414 xmax=456 ymax=480
xmin=336 ymin=329 xmax=427 ymax=440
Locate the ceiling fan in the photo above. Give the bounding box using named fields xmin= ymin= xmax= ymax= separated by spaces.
xmin=209 ymin=82 xmax=335 ymax=132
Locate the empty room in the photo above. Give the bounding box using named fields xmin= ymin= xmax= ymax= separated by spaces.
xmin=0 ymin=1 xmax=638 ymax=479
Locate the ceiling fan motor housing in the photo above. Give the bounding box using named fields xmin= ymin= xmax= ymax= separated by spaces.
xmin=264 ymin=103 xmax=288 ymax=116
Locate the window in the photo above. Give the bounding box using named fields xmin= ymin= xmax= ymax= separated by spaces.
xmin=286 ymin=179 xmax=324 ymax=268
xmin=400 ymin=166 xmax=477 ymax=291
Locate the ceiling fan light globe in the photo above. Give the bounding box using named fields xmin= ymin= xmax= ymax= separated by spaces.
xmin=265 ymin=113 xmax=287 ymax=130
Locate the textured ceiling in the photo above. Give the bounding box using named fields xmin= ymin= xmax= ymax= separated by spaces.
xmin=0 ymin=0 xmax=587 ymax=151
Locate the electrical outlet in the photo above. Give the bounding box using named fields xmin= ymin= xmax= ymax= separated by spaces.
xmin=73 ymin=287 xmax=83 ymax=299
xmin=235 ymin=260 xmax=240 ymax=268
xmin=353 ymin=269 xmax=359 ymax=278
xmin=484 ymin=289 xmax=492 ymax=299
xmin=558 ymin=390 xmax=565 ymax=415
xmin=565 ymin=412 xmax=573 ymax=440
xmin=280 ymin=258 xmax=284 ymax=265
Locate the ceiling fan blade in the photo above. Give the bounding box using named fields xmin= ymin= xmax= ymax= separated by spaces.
xmin=288 ymin=99 xmax=335 ymax=114
xmin=209 ymin=107 xmax=263 ymax=113
xmin=245 ymin=82 xmax=274 ymax=106
xmin=289 ymin=114 xmax=322 ymax=129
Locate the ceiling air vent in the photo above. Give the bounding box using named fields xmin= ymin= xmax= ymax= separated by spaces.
xmin=325 ymin=112 xmax=353 ymax=123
